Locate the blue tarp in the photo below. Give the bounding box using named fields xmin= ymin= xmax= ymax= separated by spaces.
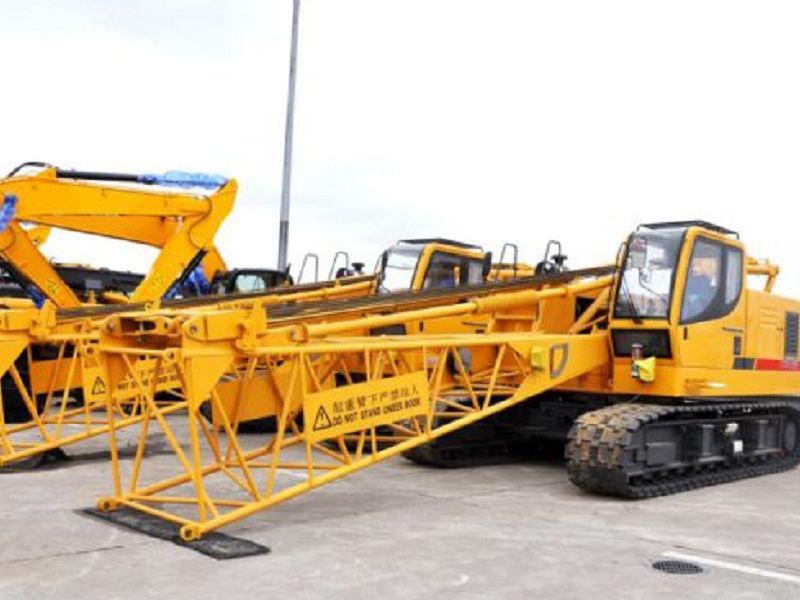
xmin=27 ymin=285 xmax=45 ymax=308
xmin=163 ymin=266 xmax=211 ymax=300
xmin=187 ymin=265 xmax=211 ymax=295
xmin=0 ymin=194 xmax=44 ymax=305
xmin=0 ymin=194 xmax=18 ymax=232
xmin=139 ymin=171 xmax=228 ymax=190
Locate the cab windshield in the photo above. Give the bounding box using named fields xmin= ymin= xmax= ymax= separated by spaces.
xmin=614 ymin=228 xmax=683 ymax=319
xmin=378 ymin=243 xmax=423 ymax=293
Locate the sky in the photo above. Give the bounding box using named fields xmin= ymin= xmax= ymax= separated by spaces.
xmin=2 ymin=1 xmax=799 ymax=295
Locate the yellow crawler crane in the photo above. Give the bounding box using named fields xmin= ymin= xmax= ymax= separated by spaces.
xmin=0 ymin=232 xmax=532 ymax=428
xmin=409 ymin=222 xmax=798 ymax=492
xmin=86 ymin=270 xmax=612 ymax=541
xmin=86 ymin=221 xmax=800 ymax=541
xmin=0 ymin=261 xmax=604 ymax=467
xmin=0 ymin=236 xmax=574 ymax=467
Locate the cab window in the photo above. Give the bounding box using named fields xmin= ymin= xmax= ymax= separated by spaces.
xmin=680 ymin=238 xmax=742 ymax=324
xmin=465 ymin=259 xmax=484 ymax=285
xmin=725 ymin=248 xmax=743 ymax=305
xmin=379 ymin=243 xmax=423 ymax=293
xmin=613 ymin=228 xmax=684 ymax=320
xmin=423 ymin=252 xmax=483 ymax=290
xmin=234 ymin=274 xmax=267 ymax=293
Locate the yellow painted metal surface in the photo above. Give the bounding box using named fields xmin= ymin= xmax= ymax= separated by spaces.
xmin=94 ymin=328 xmax=608 ymax=540
xmin=608 ymin=225 xmax=800 ymax=397
xmin=0 ymin=272 xmax=384 ymax=467
xmin=3 ymin=218 xmax=799 ymax=542
xmin=303 ymin=370 xmax=428 ymax=443
xmin=0 ymin=167 xmax=235 ymax=307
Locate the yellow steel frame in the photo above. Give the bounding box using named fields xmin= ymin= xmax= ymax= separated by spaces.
xmin=96 ymin=331 xmax=609 ymax=541
xmin=608 ymin=225 xmax=800 ymax=397
xmin=0 ymin=321 xmax=186 ymax=466
xmin=2 ymin=216 xmax=796 ymax=544
xmin=84 ymin=273 xmax=612 ymax=538
xmin=0 ymin=276 xmax=377 ymax=467
xmin=0 ymin=167 xmax=235 ymax=306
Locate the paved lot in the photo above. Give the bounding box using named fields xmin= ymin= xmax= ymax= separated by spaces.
xmin=0 ymin=421 xmax=798 ymax=600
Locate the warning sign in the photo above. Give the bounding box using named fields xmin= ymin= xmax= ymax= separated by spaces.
xmin=82 ymin=360 xmax=182 ymax=404
xmin=114 ymin=359 xmax=180 ymax=400
xmin=82 ymin=366 xmax=108 ymax=404
xmin=303 ymin=371 xmax=429 ymax=442
xmin=78 ymin=358 xmax=181 ymax=402
xmin=313 ymin=406 xmax=332 ymax=431
xmin=92 ymin=376 xmax=106 ymax=395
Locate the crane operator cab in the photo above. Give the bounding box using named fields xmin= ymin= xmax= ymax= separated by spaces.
xmin=377 ymin=239 xmax=488 ymax=294
xmin=609 ymin=221 xmax=799 ymax=397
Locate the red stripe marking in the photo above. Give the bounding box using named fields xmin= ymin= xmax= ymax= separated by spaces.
xmin=754 ymin=358 xmax=800 ymax=372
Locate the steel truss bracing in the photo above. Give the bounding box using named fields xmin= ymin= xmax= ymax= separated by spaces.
xmin=0 ymin=274 xmax=379 ymax=467
xmin=97 ymin=333 xmax=608 ymax=540
xmin=0 ymin=329 xmax=186 ymax=467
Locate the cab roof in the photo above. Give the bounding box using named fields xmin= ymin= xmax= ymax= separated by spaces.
xmin=399 ymin=238 xmax=482 ymax=250
xmin=638 ymin=221 xmax=738 ymax=238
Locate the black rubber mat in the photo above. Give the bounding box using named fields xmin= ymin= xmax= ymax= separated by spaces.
xmin=81 ymin=507 xmax=270 ymax=559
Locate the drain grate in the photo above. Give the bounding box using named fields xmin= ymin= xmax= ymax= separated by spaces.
xmin=652 ymin=559 xmax=704 ymax=575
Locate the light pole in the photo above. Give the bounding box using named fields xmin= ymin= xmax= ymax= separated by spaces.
xmin=277 ymin=0 xmax=300 ymax=272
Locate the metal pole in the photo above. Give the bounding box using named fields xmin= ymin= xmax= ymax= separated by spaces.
xmin=278 ymin=0 xmax=300 ymax=272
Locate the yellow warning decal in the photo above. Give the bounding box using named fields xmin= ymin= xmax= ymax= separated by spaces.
xmin=92 ymin=376 xmax=106 ymax=395
xmin=113 ymin=358 xmax=181 ymax=400
xmin=82 ymin=360 xmax=181 ymax=403
xmin=303 ymin=371 xmax=429 ymax=443
xmin=82 ymin=366 xmax=107 ymax=404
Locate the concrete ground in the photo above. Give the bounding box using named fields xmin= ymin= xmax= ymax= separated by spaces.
xmin=0 ymin=420 xmax=798 ymax=600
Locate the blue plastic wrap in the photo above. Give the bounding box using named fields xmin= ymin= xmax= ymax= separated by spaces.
xmin=162 ymin=266 xmax=211 ymax=300
xmin=0 ymin=194 xmax=19 ymax=232
xmin=187 ymin=266 xmax=211 ymax=295
xmin=27 ymin=285 xmax=45 ymax=308
xmin=138 ymin=171 xmax=228 ymax=190
xmin=162 ymin=283 xmax=180 ymax=300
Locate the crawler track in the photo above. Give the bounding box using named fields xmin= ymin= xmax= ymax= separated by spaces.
xmin=566 ymin=399 xmax=800 ymax=498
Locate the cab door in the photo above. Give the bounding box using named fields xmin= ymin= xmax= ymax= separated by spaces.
xmin=674 ymin=234 xmax=745 ymax=369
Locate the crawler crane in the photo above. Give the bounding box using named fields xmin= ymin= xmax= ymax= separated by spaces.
xmin=407 ymin=222 xmax=799 ymax=498
xmin=0 ymin=232 xmax=547 ymax=464
xmin=83 ymin=221 xmax=799 ymax=541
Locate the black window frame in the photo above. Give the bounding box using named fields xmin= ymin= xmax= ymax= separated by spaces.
xmin=422 ymin=251 xmax=484 ymax=290
xmin=679 ymin=236 xmax=743 ymax=325
xmin=612 ymin=229 xmax=687 ymax=322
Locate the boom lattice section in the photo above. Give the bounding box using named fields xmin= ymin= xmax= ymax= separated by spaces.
xmin=96 ymin=332 xmax=608 ymax=540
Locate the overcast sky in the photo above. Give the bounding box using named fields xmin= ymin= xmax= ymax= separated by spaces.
xmin=2 ymin=1 xmax=799 ymax=295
